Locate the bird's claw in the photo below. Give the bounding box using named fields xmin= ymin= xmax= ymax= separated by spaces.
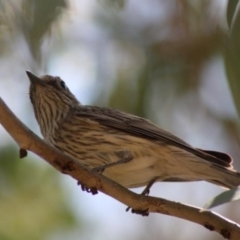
xmin=126 ymin=206 xmax=149 ymax=216
xmin=77 ymin=181 xmax=98 ymax=195
xmin=131 ymin=208 xmax=149 ymax=216
xmin=141 ymin=189 xmax=150 ymax=196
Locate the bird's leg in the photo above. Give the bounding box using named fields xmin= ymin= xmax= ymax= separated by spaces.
xmin=92 ymin=157 xmax=132 ymax=173
xmin=126 ymin=177 xmax=159 ymax=215
xmin=140 ymin=177 xmax=159 ymax=196
xmin=93 ymin=150 xmax=133 ymax=173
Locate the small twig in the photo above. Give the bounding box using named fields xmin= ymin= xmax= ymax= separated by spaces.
xmin=0 ymin=97 xmax=239 ymax=239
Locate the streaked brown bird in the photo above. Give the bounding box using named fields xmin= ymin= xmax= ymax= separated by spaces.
xmin=27 ymin=71 xmax=240 ymax=195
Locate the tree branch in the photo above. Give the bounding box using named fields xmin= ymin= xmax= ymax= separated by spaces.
xmin=0 ymin=97 xmax=239 ymax=239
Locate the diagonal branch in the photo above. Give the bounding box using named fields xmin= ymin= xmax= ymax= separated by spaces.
xmin=0 ymin=97 xmax=239 ymax=239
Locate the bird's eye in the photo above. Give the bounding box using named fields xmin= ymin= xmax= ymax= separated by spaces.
xmin=60 ymin=81 xmax=67 ymax=89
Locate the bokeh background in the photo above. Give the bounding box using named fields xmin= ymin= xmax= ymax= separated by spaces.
xmin=0 ymin=0 xmax=240 ymax=239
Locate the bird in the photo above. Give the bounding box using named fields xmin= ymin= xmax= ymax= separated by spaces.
xmin=27 ymin=70 xmax=240 ymax=196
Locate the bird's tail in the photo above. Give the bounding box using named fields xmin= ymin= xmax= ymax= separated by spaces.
xmin=196 ymin=149 xmax=240 ymax=189
xmin=206 ymin=165 xmax=240 ymax=189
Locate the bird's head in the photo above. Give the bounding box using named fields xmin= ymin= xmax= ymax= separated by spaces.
xmin=27 ymin=71 xmax=80 ymax=134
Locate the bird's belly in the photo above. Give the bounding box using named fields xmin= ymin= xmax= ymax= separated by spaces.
xmin=52 ymin=133 xmax=170 ymax=188
xmin=73 ymin=145 xmax=173 ymax=188
xmin=103 ymin=156 xmax=161 ymax=188
xmin=51 ymin=131 xmax=205 ymax=188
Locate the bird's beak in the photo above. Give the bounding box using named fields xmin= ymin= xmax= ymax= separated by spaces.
xmin=26 ymin=71 xmax=45 ymax=86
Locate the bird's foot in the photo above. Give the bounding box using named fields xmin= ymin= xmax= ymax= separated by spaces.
xmin=77 ymin=181 xmax=98 ymax=195
xmin=127 ymin=208 xmax=149 ymax=216
xmin=125 ymin=177 xmax=158 ymax=214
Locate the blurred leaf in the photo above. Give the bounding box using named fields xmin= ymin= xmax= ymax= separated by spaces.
xmin=98 ymin=0 xmax=125 ymax=10
xmin=0 ymin=2 xmax=16 ymax=55
xmin=20 ymin=0 xmax=68 ymax=61
xmin=227 ymin=0 xmax=239 ymax=28
xmin=204 ymin=187 xmax=240 ymax=209
xmin=108 ymin=76 xmax=137 ymax=113
xmin=224 ymin=1 xmax=240 ymax=117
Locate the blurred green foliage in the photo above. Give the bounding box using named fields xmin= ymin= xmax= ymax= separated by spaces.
xmin=225 ymin=0 xmax=240 ymax=117
xmin=0 ymin=146 xmax=78 ymax=240
xmin=226 ymin=0 xmax=239 ymax=27
xmin=205 ymin=186 xmax=240 ymax=209
xmin=205 ymin=0 xmax=240 ymax=211
xmin=20 ymin=0 xmax=67 ymax=61
xmin=99 ymin=0 xmax=125 ymax=10
xmin=0 ymin=0 xmax=67 ymax=62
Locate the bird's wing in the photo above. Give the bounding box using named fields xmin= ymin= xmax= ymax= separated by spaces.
xmin=74 ymin=105 xmax=233 ymax=168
